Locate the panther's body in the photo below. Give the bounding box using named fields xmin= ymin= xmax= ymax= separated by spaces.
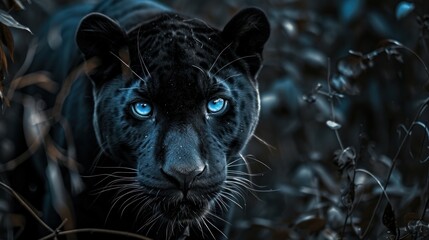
xmin=2 ymin=0 xmax=269 ymax=239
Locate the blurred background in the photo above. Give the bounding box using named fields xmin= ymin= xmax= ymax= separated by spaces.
xmin=1 ymin=0 xmax=429 ymax=239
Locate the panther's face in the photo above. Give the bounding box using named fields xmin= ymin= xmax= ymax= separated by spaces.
xmin=76 ymin=8 xmax=269 ymax=235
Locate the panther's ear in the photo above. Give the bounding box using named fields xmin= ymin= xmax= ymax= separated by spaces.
xmin=222 ymin=8 xmax=270 ymax=77
xmin=76 ymin=13 xmax=128 ymax=61
xmin=76 ymin=13 xmax=131 ymax=84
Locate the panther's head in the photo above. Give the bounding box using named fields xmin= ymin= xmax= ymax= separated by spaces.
xmin=76 ymin=8 xmax=269 ymax=236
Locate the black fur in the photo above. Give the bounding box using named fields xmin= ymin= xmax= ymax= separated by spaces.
xmin=3 ymin=0 xmax=270 ymax=239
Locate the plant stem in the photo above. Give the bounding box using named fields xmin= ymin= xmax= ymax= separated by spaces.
xmin=0 ymin=181 xmax=55 ymax=233
xmin=361 ymin=98 xmax=429 ymax=238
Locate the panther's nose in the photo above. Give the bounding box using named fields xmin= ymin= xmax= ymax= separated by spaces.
xmin=161 ymin=159 xmax=207 ymax=191
xmin=161 ymin=125 xmax=208 ymax=192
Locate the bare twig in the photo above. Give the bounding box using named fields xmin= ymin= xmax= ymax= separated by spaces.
xmin=361 ymin=98 xmax=429 ymax=238
xmin=0 ymin=181 xmax=55 ymax=233
xmin=39 ymin=228 xmax=153 ymax=240
xmin=326 ymin=58 xmax=344 ymax=151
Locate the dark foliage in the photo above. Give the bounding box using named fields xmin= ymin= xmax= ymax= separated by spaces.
xmin=0 ymin=0 xmax=31 ymax=110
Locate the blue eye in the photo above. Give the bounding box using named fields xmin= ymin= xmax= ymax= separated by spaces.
xmin=207 ymin=98 xmax=227 ymax=114
xmin=130 ymin=101 xmax=153 ymax=119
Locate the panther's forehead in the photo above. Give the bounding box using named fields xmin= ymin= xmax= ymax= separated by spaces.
xmin=128 ymin=13 xmax=218 ymax=38
xmin=127 ymin=13 xmax=226 ymax=72
xmin=123 ymin=14 xmax=236 ymax=114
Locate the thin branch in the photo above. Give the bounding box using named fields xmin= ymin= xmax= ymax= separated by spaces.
xmin=326 ymin=58 xmax=344 ymax=150
xmin=361 ymin=98 xmax=429 ymax=238
xmin=0 ymin=181 xmax=55 ymax=233
xmin=39 ymin=228 xmax=153 ymax=240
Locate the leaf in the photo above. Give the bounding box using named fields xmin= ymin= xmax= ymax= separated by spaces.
xmin=0 ymin=73 xmax=9 ymax=110
xmin=385 ymin=48 xmax=403 ymax=63
xmin=0 ymin=43 xmax=9 ymax=110
xmin=293 ymin=214 xmax=326 ymax=233
xmin=341 ymin=176 xmax=355 ymax=210
xmin=407 ymin=220 xmax=429 ymax=239
xmin=407 ymin=121 xmax=429 ymax=163
xmin=331 ymin=74 xmax=360 ymax=95
xmin=396 ymin=2 xmax=415 ymax=19
xmin=334 ymin=147 xmax=356 ymax=172
xmin=338 ymin=54 xmax=369 ymax=78
xmin=8 ymin=0 xmax=25 ymax=10
xmin=0 ymin=9 xmax=31 ymax=33
xmin=0 ymin=23 xmax=14 ymax=60
xmin=382 ymin=202 xmax=397 ymax=236
xmin=0 ymin=44 xmax=7 ymax=71
xmin=327 ymin=207 xmax=345 ymax=229
xmin=326 ymin=120 xmax=342 ymax=130
xmin=0 ymin=23 xmax=14 ymax=110
xmin=340 ymin=0 xmax=362 ymax=22
xmin=302 ymin=94 xmax=316 ymax=103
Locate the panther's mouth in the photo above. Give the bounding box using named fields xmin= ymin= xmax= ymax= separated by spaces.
xmin=159 ymin=197 xmax=211 ymax=221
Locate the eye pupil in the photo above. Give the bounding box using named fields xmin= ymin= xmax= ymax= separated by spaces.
xmin=207 ymin=98 xmax=227 ymax=113
xmin=131 ymin=101 xmax=152 ymax=119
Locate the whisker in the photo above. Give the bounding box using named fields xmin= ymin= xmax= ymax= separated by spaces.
xmin=137 ymin=27 xmax=152 ymax=79
xmin=110 ymin=51 xmax=145 ymax=82
xmin=227 ymin=179 xmax=271 ymax=194
xmin=226 ymin=163 xmax=249 ymax=168
xmin=107 ymin=180 xmax=136 ymax=186
xmin=105 ymin=187 xmax=138 ymax=223
xmin=200 ymin=217 xmax=216 ymax=240
xmin=104 ymin=186 xmax=127 ymax=223
xmin=213 ymin=195 xmax=229 ymax=213
xmin=125 ymin=193 xmax=145 ymax=213
xmin=244 ymin=154 xmax=272 ymax=171
xmin=83 ymin=173 xmax=136 ymax=179
xmin=91 ymin=185 xmax=127 ymax=195
xmin=190 ymin=28 xmax=204 ymax=48
xmin=119 ymin=189 xmax=143 ymax=217
xmin=139 ymin=212 xmax=162 ymax=232
xmin=204 ymin=215 xmax=228 ymax=239
xmin=195 ymin=217 xmax=204 ymax=233
xmin=227 ymin=157 xmax=244 ymax=167
xmin=253 ymin=134 xmax=276 ymax=150
xmin=227 ymin=170 xmax=264 ymax=177
xmin=97 ymin=170 xmax=137 ymax=175
xmin=213 ymin=54 xmax=258 ymax=76
xmin=223 ymin=73 xmax=242 ymax=82
xmin=219 ymin=192 xmax=243 ymax=209
xmin=166 ymin=219 xmax=176 ymax=240
xmin=222 ymin=185 xmax=246 ymax=203
xmin=226 ymin=176 xmax=265 ymax=188
xmin=95 ymin=166 xmax=138 ymax=171
xmin=92 ymin=182 xmax=137 ymax=195
xmin=118 ymin=87 xmax=141 ymax=91
xmin=153 ymin=214 xmax=165 ymax=235
xmin=102 ymin=177 xmax=137 ymax=188
xmin=135 ymin=196 xmax=152 ymax=220
xmin=208 ymin=42 xmax=232 ymax=74
xmin=192 ymin=64 xmax=207 ymax=76
xmin=182 ymin=18 xmax=216 ymax=31
xmin=88 ymin=140 xmax=112 ymax=174
xmin=239 ymin=154 xmax=253 ymax=180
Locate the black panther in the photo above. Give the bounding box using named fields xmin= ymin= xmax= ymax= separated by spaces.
xmin=1 ymin=0 xmax=270 ymax=239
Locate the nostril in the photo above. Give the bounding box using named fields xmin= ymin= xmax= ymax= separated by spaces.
xmin=160 ymin=167 xmax=181 ymax=187
xmin=161 ymin=162 xmax=207 ymax=191
xmin=195 ymin=163 xmax=207 ymax=178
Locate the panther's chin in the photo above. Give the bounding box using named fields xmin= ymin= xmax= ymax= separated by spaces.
xmin=160 ymin=197 xmax=211 ymax=222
